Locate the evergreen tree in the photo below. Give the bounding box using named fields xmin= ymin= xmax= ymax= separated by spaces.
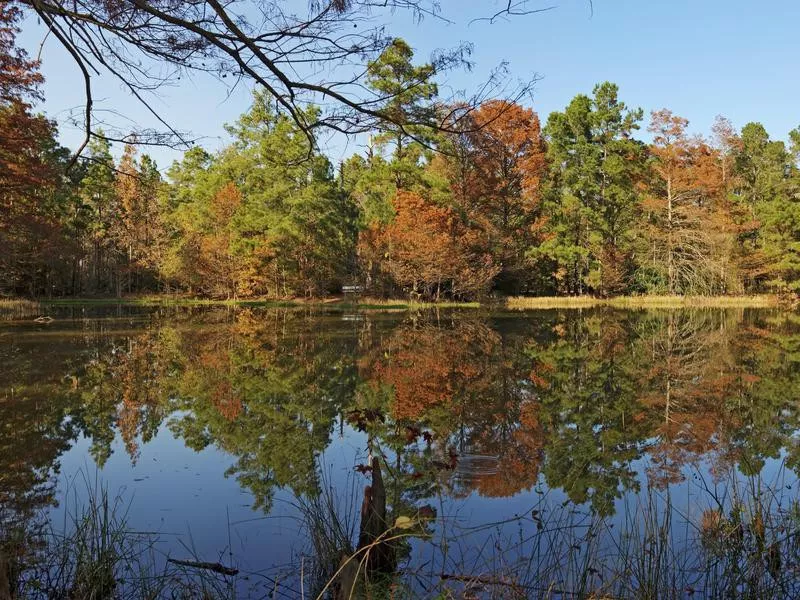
xmin=541 ymin=83 xmax=646 ymax=295
xmin=732 ymin=123 xmax=800 ymax=291
xmin=79 ymin=135 xmax=117 ymax=293
xmin=366 ymin=38 xmax=438 ymax=190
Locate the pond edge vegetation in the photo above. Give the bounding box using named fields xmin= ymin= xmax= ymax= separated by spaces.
xmin=1 ymin=294 xmax=788 ymax=315
xmin=6 ymin=462 xmax=800 ymax=599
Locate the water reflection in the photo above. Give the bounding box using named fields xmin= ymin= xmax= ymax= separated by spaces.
xmin=2 ymin=307 xmax=800 ymax=595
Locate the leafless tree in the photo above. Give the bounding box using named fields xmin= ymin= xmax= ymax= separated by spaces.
xmin=15 ymin=0 xmax=547 ymax=164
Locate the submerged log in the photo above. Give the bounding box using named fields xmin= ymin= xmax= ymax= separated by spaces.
xmin=167 ymin=558 xmax=239 ymax=576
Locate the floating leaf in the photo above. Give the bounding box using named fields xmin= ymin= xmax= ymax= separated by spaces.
xmin=394 ymin=515 xmax=414 ymax=530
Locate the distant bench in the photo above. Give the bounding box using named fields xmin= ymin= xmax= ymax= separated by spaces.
xmin=342 ymin=285 xmax=362 ymax=295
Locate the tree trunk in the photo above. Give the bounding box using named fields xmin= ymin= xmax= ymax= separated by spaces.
xmin=335 ymin=456 xmax=395 ymax=599
xmin=667 ymin=176 xmax=675 ymax=295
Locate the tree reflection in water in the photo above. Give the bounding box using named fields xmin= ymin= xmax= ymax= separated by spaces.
xmin=2 ymin=306 xmax=800 ymax=596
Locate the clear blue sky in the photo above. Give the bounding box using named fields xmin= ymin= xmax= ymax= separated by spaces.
xmin=18 ymin=0 xmax=800 ymax=170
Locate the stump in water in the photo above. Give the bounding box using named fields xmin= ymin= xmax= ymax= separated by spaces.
xmin=0 ymin=552 xmax=13 ymax=600
xmin=335 ymin=456 xmax=396 ymax=599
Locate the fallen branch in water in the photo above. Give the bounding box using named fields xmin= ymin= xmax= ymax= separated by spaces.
xmin=441 ymin=573 xmax=522 ymax=589
xmin=441 ymin=574 xmax=579 ymax=596
xmin=167 ymin=558 xmax=239 ymax=576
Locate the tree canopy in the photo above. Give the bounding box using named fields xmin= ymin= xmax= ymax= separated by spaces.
xmin=3 ymin=9 xmax=800 ymax=300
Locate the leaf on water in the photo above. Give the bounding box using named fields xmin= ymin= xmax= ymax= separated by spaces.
xmin=394 ymin=515 xmax=414 ymax=530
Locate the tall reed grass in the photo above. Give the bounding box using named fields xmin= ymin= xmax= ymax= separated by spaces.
xmin=0 ymin=299 xmax=42 ymax=321
xmin=3 ymin=463 xmax=799 ymax=599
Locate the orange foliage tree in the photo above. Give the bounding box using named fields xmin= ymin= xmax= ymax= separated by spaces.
xmin=195 ymin=182 xmax=247 ymax=298
xmin=643 ymin=109 xmax=735 ymax=294
xmin=112 ymin=144 xmax=164 ymax=293
xmin=446 ymin=100 xmax=548 ymax=292
xmin=368 ymin=190 xmax=499 ymax=300
xmin=0 ymin=2 xmax=67 ymax=295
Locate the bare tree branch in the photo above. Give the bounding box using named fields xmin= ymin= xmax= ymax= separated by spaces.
xmin=470 ymin=1 xmax=555 ymax=26
xmin=16 ymin=1 xmax=544 ymax=160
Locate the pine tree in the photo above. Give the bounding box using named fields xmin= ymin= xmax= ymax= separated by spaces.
xmin=731 ymin=123 xmax=800 ymax=291
xmin=542 ymin=83 xmax=646 ymax=295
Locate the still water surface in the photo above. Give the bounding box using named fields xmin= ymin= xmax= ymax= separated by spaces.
xmin=2 ymin=306 xmax=800 ymax=597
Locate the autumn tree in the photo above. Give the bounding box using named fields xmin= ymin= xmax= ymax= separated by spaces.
xmin=371 ymin=190 xmax=498 ymax=300
xmin=0 ymin=2 xmax=72 ymax=296
xmin=113 ymin=144 xmax=139 ymax=294
xmin=445 ymin=100 xmax=548 ymax=293
xmin=195 ymin=182 xmax=246 ymax=298
xmin=711 ymin=115 xmax=740 ymax=186
xmin=0 ymin=2 xmax=46 ymax=190
xmin=111 ymin=144 xmax=164 ymax=293
xmin=642 ymin=109 xmax=732 ymax=294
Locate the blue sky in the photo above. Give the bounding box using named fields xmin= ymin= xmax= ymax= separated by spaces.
xmin=18 ymin=0 xmax=800 ymax=170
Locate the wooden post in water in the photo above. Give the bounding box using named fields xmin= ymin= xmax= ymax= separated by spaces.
xmin=335 ymin=456 xmax=395 ymax=598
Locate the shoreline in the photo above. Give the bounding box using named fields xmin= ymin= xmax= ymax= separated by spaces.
xmin=505 ymin=294 xmax=785 ymax=310
xmin=2 ymin=294 xmax=790 ymax=311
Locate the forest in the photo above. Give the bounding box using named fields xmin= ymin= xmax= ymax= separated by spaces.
xmin=3 ymin=4 xmax=800 ymax=300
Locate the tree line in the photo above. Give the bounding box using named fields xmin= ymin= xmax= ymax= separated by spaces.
xmin=3 ymin=8 xmax=800 ymax=299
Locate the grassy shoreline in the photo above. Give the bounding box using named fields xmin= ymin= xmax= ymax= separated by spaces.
xmin=3 ymin=293 xmax=790 ymax=312
xmin=0 ymin=298 xmax=45 ymax=320
xmin=505 ymin=294 xmax=785 ymax=309
xmin=34 ymin=296 xmax=480 ymax=310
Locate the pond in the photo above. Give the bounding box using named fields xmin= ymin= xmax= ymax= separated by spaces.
xmin=2 ymin=305 xmax=800 ymax=598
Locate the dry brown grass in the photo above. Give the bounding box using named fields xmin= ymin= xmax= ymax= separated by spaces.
xmin=506 ymin=295 xmax=782 ymax=310
xmin=0 ymin=298 xmax=42 ymax=319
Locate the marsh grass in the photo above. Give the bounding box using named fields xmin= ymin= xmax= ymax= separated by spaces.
xmin=295 ymin=461 xmax=800 ymax=600
xmin=506 ymin=295 xmax=782 ymax=310
xmin=4 ymin=465 xmax=800 ymax=599
xmin=30 ymin=294 xmax=785 ymax=313
xmin=37 ymin=295 xmax=481 ymax=311
xmin=0 ymin=299 xmax=41 ymax=320
xmin=292 ymin=468 xmax=360 ymax=595
xmin=0 ymin=476 xmax=237 ymax=600
xmin=416 ymin=465 xmax=800 ymax=600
